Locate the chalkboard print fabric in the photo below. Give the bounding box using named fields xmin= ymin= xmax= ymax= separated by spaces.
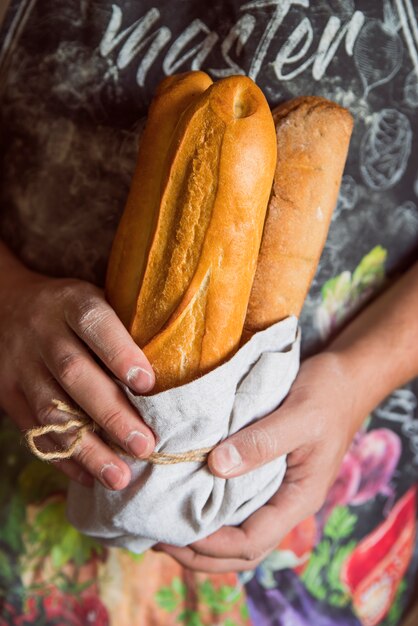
xmin=0 ymin=2 xmax=418 ymax=625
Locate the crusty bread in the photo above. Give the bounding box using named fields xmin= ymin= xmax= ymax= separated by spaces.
xmin=243 ymin=96 xmax=354 ymax=337
xmin=131 ymin=75 xmax=277 ymax=391
xmin=106 ymin=71 xmax=213 ymax=327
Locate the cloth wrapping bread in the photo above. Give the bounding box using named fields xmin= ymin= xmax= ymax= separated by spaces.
xmin=66 ymin=316 xmax=300 ymax=553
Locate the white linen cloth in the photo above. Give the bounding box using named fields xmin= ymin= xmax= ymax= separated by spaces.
xmin=66 ymin=316 xmax=301 ymax=553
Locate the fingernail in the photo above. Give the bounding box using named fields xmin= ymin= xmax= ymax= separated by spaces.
xmin=100 ymin=463 xmax=124 ymax=490
xmin=212 ymin=443 xmax=242 ymax=475
xmin=127 ymin=366 xmax=154 ymax=393
xmin=125 ymin=431 xmax=150 ymax=458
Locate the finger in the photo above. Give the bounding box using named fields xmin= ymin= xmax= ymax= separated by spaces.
xmin=208 ymin=397 xmax=310 ymax=478
xmin=40 ymin=329 xmax=156 ymax=458
xmin=19 ymin=364 xmax=133 ymax=490
xmin=154 ymin=543 xmax=260 ymax=573
xmin=64 ymin=286 xmax=155 ymax=393
xmin=190 ymin=476 xmax=324 ymax=561
xmin=3 ymin=388 xmax=94 ymax=488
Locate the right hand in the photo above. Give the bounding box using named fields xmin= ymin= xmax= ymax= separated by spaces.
xmin=0 ymin=259 xmax=156 ymax=490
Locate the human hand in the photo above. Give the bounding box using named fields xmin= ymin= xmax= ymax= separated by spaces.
xmin=0 ymin=261 xmax=156 ymax=491
xmin=156 ymin=259 xmax=418 ymax=572
xmin=156 ymin=352 xmax=364 ymax=572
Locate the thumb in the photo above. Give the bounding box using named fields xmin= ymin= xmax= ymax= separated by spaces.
xmin=208 ymin=404 xmax=304 ymax=478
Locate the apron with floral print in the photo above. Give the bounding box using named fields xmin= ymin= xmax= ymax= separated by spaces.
xmin=0 ymin=1 xmax=417 ymax=624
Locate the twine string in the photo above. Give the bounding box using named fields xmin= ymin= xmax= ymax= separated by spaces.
xmin=25 ymin=399 xmax=214 ymax=464
xmin=25 ymin=400 xmax=94 ymax=462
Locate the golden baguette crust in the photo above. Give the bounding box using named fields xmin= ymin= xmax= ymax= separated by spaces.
xmin=243 ymin=96 xmax=354 ymax=336
xmin=105 ymin=71 xmax=213 ymax=327
xmin=143 ymin=270 xmax=211 ymax=391
xmin=137 ymin=76 xmax=277 ymax=391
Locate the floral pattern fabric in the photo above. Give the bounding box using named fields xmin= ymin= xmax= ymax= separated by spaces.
xmin=1 ymin=1 xmax=418 ymax=625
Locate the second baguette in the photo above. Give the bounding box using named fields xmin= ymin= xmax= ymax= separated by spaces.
xmin=243 ymin=96 xmax=354 ymax=336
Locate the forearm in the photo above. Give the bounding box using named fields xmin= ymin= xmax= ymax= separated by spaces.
xmin=328 ymin=259 xmax=418 ymax=424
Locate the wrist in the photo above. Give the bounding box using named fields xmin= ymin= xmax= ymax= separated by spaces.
xmin=325 ymin=347 xmax=376 ymax=425
xmin=322 ymin=261 xmax=418 ymax=420
xmin=293 ymin=350 xmax=368 ymax=448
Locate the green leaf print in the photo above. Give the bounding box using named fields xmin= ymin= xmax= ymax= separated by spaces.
xmin=18 ymin=460 xmax=68 ymax=504
xmin=156 ymin=577 xmax=246 ymax=624
xmin=0 ymin=419 xmax=105 ymax=603
xmin=0 ymin=493 xmax=26 ymax=553
xmin=0 ymin=423 xmax=34 ymax=488
xmin=324 ymin=507 xmax=358 ymax=542
xmin=199 ymin=580 xmax=241 ymax=614
xmin=326 ymin=542 xmax=356 ymax=606
xmin=177 ymin=609 xmax=204 ymax=626
xmin=0 ymin=548 xmax=16 ymax=586
xmin=24 ymin=500 xmax=102 ymax=570
xmin=156 ymin=576 xmax=186 ymax=612
xmin=321 ymin=272 xmax=352 ymax=306
xmin=352 ymin=245 xmax=387 ymax=290
xmin=172 ymin=576 xmax=187 ymax=597
xmin=240 ymin=602 xmax=250 ymax=620
xmin=301 ymin=507 xmax=358 ymax=608
xmin=156 ymin=587 xmax=178 ymax=612
xmin=318 ymin=246 xmax=387 ymax=339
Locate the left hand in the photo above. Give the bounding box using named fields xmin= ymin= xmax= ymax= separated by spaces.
xmin=155 ymin=351 xmax=366 ymax=572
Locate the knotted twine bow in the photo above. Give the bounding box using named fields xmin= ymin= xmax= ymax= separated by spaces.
xmin=25 ymin=399 xmax=214 ymax=464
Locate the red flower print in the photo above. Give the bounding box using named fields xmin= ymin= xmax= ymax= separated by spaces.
xmin=276 ymin=515 xmax=318 ymax=574
xmin=341 ymin=486 xmax=416 ymax=626
xmin=42 ymin=590 xmax=83 ymax=625
xmin=74 ymin=594 xmax=109 ymax=626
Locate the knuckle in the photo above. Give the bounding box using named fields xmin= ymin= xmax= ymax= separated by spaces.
xmin=239 ymin=541 xmax=264 ymax=562
xmin=309 ymin=408 xmax=327 ymax=441
xmin=60 ymin=282 xmax=104 ymax=328
xmin=56 ymin=352 xmax=85 ymax=388
xmin=71 ymin=299 xmax=130 ymax=368
xmin=239 ymin=428 xmax=276 ymax=463
xmin=76 ymin=303 xmax=112 ymax=338
xmin=74 ymin=440 xmax=95 ymax=466
xmin=36 ymin=402 xmax=58 ymax=425
xmin=105 ymin=343 xmax=127 ymax=367
xmin=99 ymin=407 xmax=124 ymax=436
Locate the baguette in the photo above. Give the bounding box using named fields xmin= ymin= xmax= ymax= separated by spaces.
xmin=130 ymin=76 xmax=277 ymax=391
xmin=243 ymin=96 xmax=354 ymax=336
xmin=106 ymin=71 xmax=213 ymax=327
